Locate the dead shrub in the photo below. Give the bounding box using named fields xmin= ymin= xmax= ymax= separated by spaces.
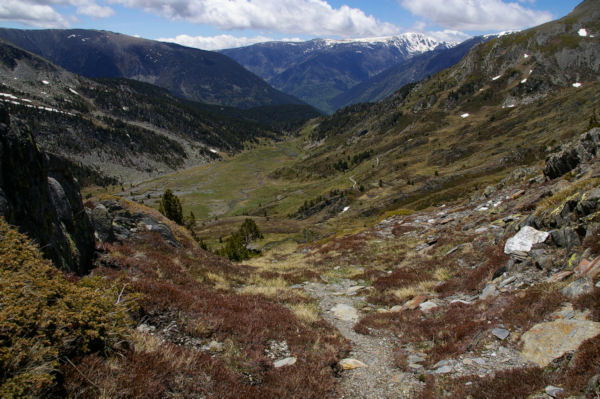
xmin=560 ymin=335 xmax=600 ymax=396
xmin=417 ymin=367 xmax=547 ymax=398
xmin=436 ymin=245 xmax=508 ymax=296
xmin=574 ymin=287 xmax=600 ymax=321
xmin=500 ymin=284 xmax=566 ymax=331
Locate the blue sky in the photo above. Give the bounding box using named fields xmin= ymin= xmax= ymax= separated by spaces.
xmin=0 ymin=0 xmax=583 ymax=49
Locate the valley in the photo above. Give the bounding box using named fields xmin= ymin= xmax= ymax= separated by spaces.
xmin=1 ymin=0 xmax=600 ymax=397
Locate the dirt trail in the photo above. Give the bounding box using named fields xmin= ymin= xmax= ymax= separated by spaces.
xmin=303 ymin=279 xmax=421 ymax=399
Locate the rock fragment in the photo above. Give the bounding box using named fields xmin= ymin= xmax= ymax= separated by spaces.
xmin=504 ymin=226 xmax=549 ymax=255
xmin=561 ymin=277 xmax=594 ymax=299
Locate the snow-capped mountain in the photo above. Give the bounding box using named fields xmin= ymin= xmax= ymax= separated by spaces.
xmin=221 ymin=33 xmax=454 ymax=113
xmin=319 ymin=33 xmax=453 ymax=55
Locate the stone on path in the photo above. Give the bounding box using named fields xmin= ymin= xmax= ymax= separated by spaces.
xmin=521 ymin=319 xmax=600 ymax=366
xmin=340 ymin=358 xmax=368 ymax=370
xmin=504 ymin=226 xmax=549 ymax=255
xmin=331 ymin=303 xmax=359 ymax=322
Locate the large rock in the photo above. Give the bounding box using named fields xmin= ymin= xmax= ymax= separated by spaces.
xmin=544 ymin=128 xmax=600 ymax=179
xmin=521 ymin=319 xmax=600 ymax=367
xmin=0 ymin=106 xmax=94 ymax=274
xmin=504 ymin=226 xmax=550 ymax=255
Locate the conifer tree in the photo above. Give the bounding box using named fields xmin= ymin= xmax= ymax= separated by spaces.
xmin=158 ymin=189 xmax=183 ymax=225
xmin=239 ymin=218 xmax=263 ymax=245
xmin=589 ymin=109 xmax=600 ymax=130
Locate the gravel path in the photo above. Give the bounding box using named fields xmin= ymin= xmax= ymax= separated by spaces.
xmin=303 ymin=279 xmax=421 ymax=399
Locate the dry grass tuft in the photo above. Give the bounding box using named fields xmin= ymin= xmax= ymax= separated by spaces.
xmin=289 ymin=302 xmax=321 ymax=324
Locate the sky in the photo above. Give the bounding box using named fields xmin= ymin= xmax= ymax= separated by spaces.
xmin=0 ymin=0 xmax=583 ymax=50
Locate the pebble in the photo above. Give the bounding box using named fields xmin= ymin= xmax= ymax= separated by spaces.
xmin=340 ymin=358 xmax=368 ymax=370
xmin=273 ymin=357 xmax=297 ymax=368
xmin=419 ymin=300 xmax=438 ymax=312
xmin=545 ymin=385 xmax=564 ymax=398
xmin=346 ymin=285 xmax=365 ymax=295
xmin=480 ymin=284 xmax=498 ymax=300
xmin=492 ymin=328 xmax=510 ymax=340
xmin=403 ymin=295 xmax=427 ymax=310
xmin=434 ymin=365 xmax=453 ymax=374
xmin=473 ymin=358 xmax=486 ymax=365
xmin=450 ymin=299 xmax=472 ymax=305
xmin=498 ymin=276 xmax=516 ymax=288
xmin=207 ymin=340 xmax=224 ymax=352
xmin=408 ymin=354 xmax=425 ymax=364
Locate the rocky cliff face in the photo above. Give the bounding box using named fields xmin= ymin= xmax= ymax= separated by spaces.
xmin=0 ymin=105 xmax=94 ymax=274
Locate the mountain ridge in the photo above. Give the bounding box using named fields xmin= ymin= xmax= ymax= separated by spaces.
xmin=0 ymin=28 xmax=305 ymax=109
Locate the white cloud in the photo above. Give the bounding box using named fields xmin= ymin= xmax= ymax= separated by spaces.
xmin=400 ymin=0 xmax=553 ymax=32
xmin=76 ymin=2 xmax=115 ymax=17
xmin=0 ymin=0 xmax=114 ymax=28
xmin=113 ymin=0 xmax=400 ymax=37
xmin=158 ymin=34 xmax=280 ymax=50
xmin=0 ymin=0 xmax=70 ymax=27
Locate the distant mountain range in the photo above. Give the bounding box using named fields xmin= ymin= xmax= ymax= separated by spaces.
xmin=329 ymin=35 xmax=493 ymax=110
xmin=221 ymin=33 xmax=454 ymax=113
xmin=0 ymin=28 xmax=305 ymax=109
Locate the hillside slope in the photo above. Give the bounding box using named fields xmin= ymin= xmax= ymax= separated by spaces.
xmin=0 ymin=39 xmax=319 ymax=184
xmin=271 ymin=0 xmax=599 ymax=217
xmin=0 ymin=28 xmax=304 ymax=108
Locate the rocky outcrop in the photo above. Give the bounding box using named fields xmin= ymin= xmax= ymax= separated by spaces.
xmin=0 ymin=105 xmax=94 ymax=274
xmin=544 ymin=128 xmax=600 ymax=179
xmin=521 ymin=319 xmax=600 ymax=367
xmin=90 ymin=200 xmax=180 ymax=248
